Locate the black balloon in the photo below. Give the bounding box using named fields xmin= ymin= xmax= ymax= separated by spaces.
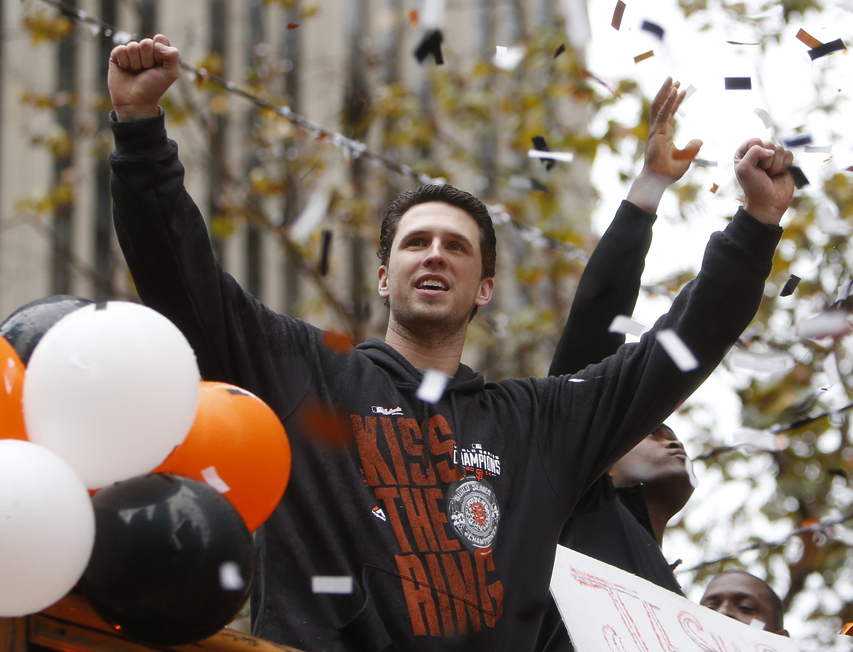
xmin=81 ymin=474 xmax=255 ymax=645
xmin=0 ymin=295 xmax=93 ymax=364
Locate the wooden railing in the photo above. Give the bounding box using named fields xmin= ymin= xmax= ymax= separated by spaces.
xmin=0 ymin=591 xmax=306 ymax=652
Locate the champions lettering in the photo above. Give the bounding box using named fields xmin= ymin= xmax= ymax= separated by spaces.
xmin=351 ymin=413 xmax=505 ymax=637
xmin=454 ymin=446 xmax=502 ymax=477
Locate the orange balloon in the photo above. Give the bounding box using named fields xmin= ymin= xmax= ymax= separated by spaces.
xmin=153 ymin=381 xmax=291 ymax=531
xmin=0 ymin=337 xmax=27 ymax=440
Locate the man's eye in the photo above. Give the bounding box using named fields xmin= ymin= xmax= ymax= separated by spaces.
xmin=448 ymin=243 xmax=462 ymax=251
xmin=738 ymin=604 xmax=756 ymax=613
xmin=408 ymin=239 xmax=423 ymax=247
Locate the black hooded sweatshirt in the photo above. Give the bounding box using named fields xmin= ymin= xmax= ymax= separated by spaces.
xmin=109 ymin=110 xmax=782 ymax=652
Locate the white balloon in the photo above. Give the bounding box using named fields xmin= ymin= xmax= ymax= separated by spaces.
xmin=23 ymin=302 xmax=200 ymax=489
xmin=0 ymin=439 xmax=95 ymax=616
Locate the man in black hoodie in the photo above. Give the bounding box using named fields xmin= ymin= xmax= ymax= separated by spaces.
xmin=108 ymin=34 xmax=794 ymax=652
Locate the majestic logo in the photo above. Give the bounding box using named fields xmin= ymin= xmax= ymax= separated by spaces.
xmin=371 ymin=405 xmax=404 ymax=416
xmin=454 ymin=443 xmax=502 ymax=478
xmin=446 ymin=477 xmax=501 ymax=553
xmin=371 ymin=506 xmax=387 ymax=522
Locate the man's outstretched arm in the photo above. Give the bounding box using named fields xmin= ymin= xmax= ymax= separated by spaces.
xmin=549 ymin=78 xmax=702 ymax=376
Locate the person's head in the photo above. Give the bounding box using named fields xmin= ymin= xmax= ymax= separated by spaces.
xmin=609 ymin=424 xmax=694 ymax=516
xmin=700 ymin=570 xmax=788 ymax=636
xmin=377 ymin=185 xmax=496 ymax=321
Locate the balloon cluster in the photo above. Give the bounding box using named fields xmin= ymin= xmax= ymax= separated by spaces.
xmin=0 ymin=296 xmax=292 ymax=645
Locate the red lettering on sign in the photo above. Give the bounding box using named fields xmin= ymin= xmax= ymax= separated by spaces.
xmin=400 ymin=487 xmax=439 ymax=553
xmin=427 ymin=415 xmax=462 ymax=483
xmin=352 ymin=415 xmax=396 ymax=487
xmin=397 ymin=418 xmax=437 ymax=486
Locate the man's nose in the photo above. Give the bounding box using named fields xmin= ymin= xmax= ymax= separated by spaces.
xmin=665 ymin=439 xmax=685 ymax=451
xmin=424 ymin=241 xmax=446 ymax=266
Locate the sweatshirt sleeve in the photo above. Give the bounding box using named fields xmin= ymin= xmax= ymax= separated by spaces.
xmin=549 ymin=200 xmax=656 ymax=377
xmin=534 ymin=208 xmax=781 ymax=510
xmin=109 ymin=109 xmax=313 ymax=413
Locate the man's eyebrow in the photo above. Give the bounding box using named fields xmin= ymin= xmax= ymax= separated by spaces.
xmin=398 ymin=228 xmax=475 ymax=247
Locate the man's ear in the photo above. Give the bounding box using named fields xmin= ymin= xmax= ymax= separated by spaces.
xmin=378 ymin=265 xmax=389 ymax=298
xmin=476 ymin=277 xmax=494 ymax=307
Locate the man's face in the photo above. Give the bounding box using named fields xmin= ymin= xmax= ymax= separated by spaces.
xmin=700 ymin=573 xmax=787 ymax=635
xmin=378 ymin=202 xmax=493 ymax=331
xmin=609 ymin=426 xmax=690 ymax=489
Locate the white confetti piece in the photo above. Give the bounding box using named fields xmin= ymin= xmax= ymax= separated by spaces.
xmin=219 ymin=562 xmax=246 ymax=591
xmin=656 ymin=329 xmax=698 ymax=372
xmin=732 ymin=428 xmax=779 ymax=451
xmin=797 ymin=309 xmax=850 ymax=340
xmin=422 ymin=0 xmax=446 ymax=27
xmin=753 ymin=108 xmax=774 ymax=129
xmin=417 ymin=370 xmax=450 ymax=403
xmin=804 ymin=145 xmax=832 ymax=154
xmin=609 ymin=315 xmax=646 ymax=337
xmin=814 ymin=200 xmax=851 ymax=236
xmin=89 ymin=24 xmax=102 ymax=37
xmin=729 ymin=349 xmax=790 ymax=373
xmin=112 ymin=31 xmax=132 ymax=45
xmin=823 ymin=352 xmax=842 ymax=390
xmin=684 ymin=456 xmax=699 ymax=488
xmin=493 ymin=45 xmax=525 ymax=71
xmin=693 ymin=159 xmax=718 ymax=167
xmin=830 ymin=524 xmax=853 ymax=546
xmin=527 ymin=149 xmax=575 ymax=163
xmin=290 ymin=186 xmax=332 ymax=243
xmin=201 ymin=466 xmax=231 ymax=494
xmin=676 ymin=85 xmax=696 ymax=117
xmin=568 ymin=378 xmax=586 ymax=383
xmin=312 ymin=576 xmax=353 ymax=594
xmin=749 ymin=618 xmax=767 ymax=630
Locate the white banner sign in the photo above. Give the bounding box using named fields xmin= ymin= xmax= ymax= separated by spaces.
xmin=550 ymin=546 xmax=800 ymax=652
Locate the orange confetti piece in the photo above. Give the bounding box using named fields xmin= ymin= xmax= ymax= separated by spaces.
xmin=841 ymin=623 xmax=853 ymax=636
xmin=710 ymin=183 xmax=719 ymax=194
xmin=321 ymin=330 xmax=354 ymax=355
xmin=408 ymin=9 xmax=419 ymax=28
xmin=796 ymin=28 xmax=823 ymax=49
xmin=286 ymin=23 xmax=300 ymax=29
xmin=300 ymin=402 xmax=353 ymax=449
xmin=634 ymin=50 xmax=654 ymax=63
xmin=612 ymin=0 xmax=626 ymax=30
xmin=672 ymin=143 xmax=701 ymax=161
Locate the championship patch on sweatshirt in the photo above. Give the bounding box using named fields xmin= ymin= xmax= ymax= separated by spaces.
xmin=453 ymin=443 xmax=502 ymax=479
xmin=446 ymin=476 xmax=501 ymax=553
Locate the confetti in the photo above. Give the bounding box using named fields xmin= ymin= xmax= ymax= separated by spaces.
xmin=641 ymin=20 xmax=664 ymax=39
xmin=611 ymin=0 xmax=626 ymax=29
xmin=808 ymin=39 xmax=846 ymax=60
xmin=796 ymin=28 xmax=823 ymax=49
xmin=684 ymin=457 xmax=699 ymax=488
xmin=528 ymin=149 xmax=574 ymax=163
xmin=831 ymin=526 xmax=853 ymax=547
xmin=797 ymin=309 xmax=850 ymax=340
xmin=634 ymin=50 xmax=654 ymax=63
xmin=319 ymin=230 xmax=332 ymax=276
xmin=804 ymin=144 xmax=832 ymax=154
xmin=494 ymin=45 xmax=526 ymax=71
xmin=300 ymin=402 xmax=353 ymax=448
xmin=554 ymin=43 xmax=566 ymax=58
xmin=312 ymin=576 xmax=353 ymax=594
xmin=408 ymin=9 xmax=419 ymax=28
xmin=780 ymin=274 xmax=800 ymax=297
xmin=732 ymin=428 xmax=779 ymax=451
xmin=321 ymin=330 xmax=353 ymax=355
xmin=726 ymin=40 xmax=760 ymax=46
xmin=291 ymin=187 xmax=331 ymax=243
xmin=201 ymin=466 xmax=231 ymax=494
xmin=822 ymin=352 xmax=841 ymax=390
xmin=508 ymin=176 xmax=549 ymax=193
xmin=710 ymin=183 xmax=719 ymax=194
xmin=693 ymin=159 xmax=717 ymax=167
xmin=753 ymin=108 xmax=774 ymax=129
xmin=608 ymin=315 xmax=646 ymax=337
xmin=414 ymin=29 xmax=444 ymax=65
xmin=749 ymin=619 xmax=767 ymax=630
xmin=783 ymin=134 xmax=812 ymax=148
xmin=219 ymin=562 xmax=246 ymax=591
xmin=422 ymin=0 xmax=446 ymax=27
xmin=286 ymin=23 xmax=300 ymax=29
xmin=842 ymin=622 xmax=853 ymax=636
xmin=417 ymin=369 xmax=451 ymax=403
xmin=790 ymin=165 xmax=809 ymax=188
xmin=656 ymin=329 xmax=698 ymax=372
xmin=532 ymin=135 xmax=555 ymax=171
xmin=724 ymin=77 xmax=752 ymax=90
xmin=729 ymin=349 xmax=790 ymax=373
xmin=815 ymin=200 xmax=850 ymax=235
xmin=112 ymin=30 xmax=132 ymax=45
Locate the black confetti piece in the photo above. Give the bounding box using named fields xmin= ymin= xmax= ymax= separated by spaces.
xmin=790 ymin=165 xmax=810 ymax=188
xmin=532 ymin=135 xmax=556 ymax=171
xmin=780 ymin=275 xmax=800 ymax=297
xmin=641 ymin=20 xmax=664 ymax=39
xmin=554 ymin=43 xmax=566 ymax=59
xmin=784 ymin=135 xmax=813 ymax=148
xmin=414 ymin=29 xmax=444 ymax=65
xmin=808 ymin=39 xmax=846 ymax=61
xmin=319 ymin=230 xmax=332 ymax=276
xmin=724 ymin=77 xmax=752 ymax=90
